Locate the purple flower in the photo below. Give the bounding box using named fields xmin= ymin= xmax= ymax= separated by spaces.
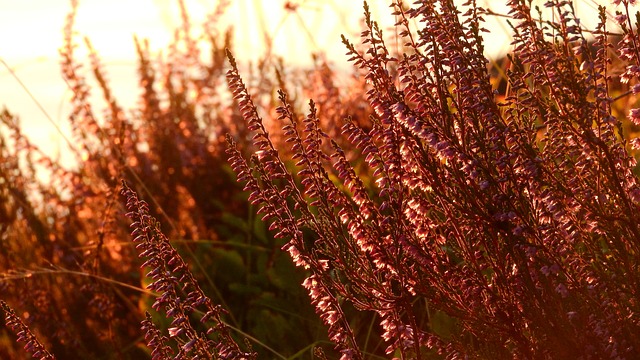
xmin=628 ymin=108 xmax=640 ymax=125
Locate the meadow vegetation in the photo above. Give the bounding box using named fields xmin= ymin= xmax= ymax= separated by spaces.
xmin=2 ymin=0 xmax=640 ymax=359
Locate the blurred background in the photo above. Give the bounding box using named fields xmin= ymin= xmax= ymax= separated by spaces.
xmin=0 ymin=0 xmax=620 ymax=166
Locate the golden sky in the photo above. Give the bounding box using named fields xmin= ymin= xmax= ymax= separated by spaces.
xmin=0 ymin=0 xmax=623 ymax=164
xmin=1 ymin=1 xmax=399 ymax=152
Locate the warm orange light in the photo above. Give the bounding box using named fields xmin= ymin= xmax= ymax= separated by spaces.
xmin=0 ymin=0 xmax=621 ymax=167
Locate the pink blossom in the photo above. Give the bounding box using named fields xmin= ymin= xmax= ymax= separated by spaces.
xmin=628 ymin=108 xmax=640 ymax=126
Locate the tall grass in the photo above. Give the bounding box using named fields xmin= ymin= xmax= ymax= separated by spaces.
xmin=2 ymin=0 xmax=640 ymax=359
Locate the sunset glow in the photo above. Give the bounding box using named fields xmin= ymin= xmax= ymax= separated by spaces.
xmin=0 ymin=0 xmax=617 ymax=164
xmin=4 ymin=0 xmax=640 ymax=357
xmin=1 ymin=0 xmax=398 ymax=163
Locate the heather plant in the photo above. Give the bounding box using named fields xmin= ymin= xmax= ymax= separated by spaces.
xmin=121 ymin=181 xmax=256 ymax=359
xmin=3 ymin=0 xmax=640 ymax=359
xmin=225 ymin=0 xmax=640 ymax=359
xmin=1 ymin=0 xmax=371 ymax=358
xmin=0 ymin=301 xmax=54 ymax=360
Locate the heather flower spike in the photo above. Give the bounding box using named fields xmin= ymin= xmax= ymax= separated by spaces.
xmin=141 ymin=312 xmax=174 ymax=360
xmin=1 ymin=301 xmax=55 ymax=360
xmin=121 ymin=181 xmax=256 ymax=359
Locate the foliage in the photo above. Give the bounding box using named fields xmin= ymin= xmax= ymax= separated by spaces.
xmin=2 ymin=0 xmax=640 ymax=359
xmin=225 ymin=0 xmax=640 ymax=358
xmin=1 ymin=0 xmax=369 ymax=358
